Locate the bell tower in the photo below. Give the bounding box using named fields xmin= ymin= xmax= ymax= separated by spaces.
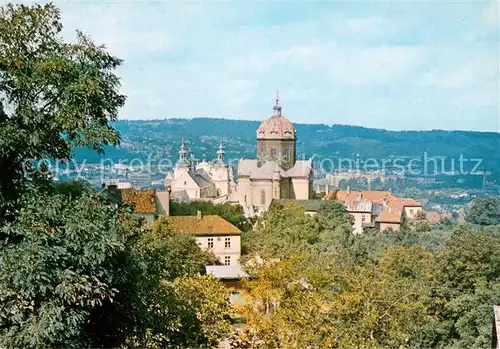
xmin=256 ymin=91 xmax=296 ymax=170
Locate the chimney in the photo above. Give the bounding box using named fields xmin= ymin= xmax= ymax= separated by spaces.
xmin=197 ymin=210 xmax=202 ymax=219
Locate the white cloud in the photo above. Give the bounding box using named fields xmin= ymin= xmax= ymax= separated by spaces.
xmin=483 ymin=0 xmax=499 ymax=28
xmin=419 ymin=53 xmax=498 ymax=89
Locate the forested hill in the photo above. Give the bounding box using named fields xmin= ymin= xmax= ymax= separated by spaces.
xmin=74 ymin=118 xmax=500 ymax=168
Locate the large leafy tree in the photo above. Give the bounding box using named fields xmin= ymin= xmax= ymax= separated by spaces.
xmin=0 ymin=5 xmax=232 ymax=348
xmin=416 ymin=225 xmax=500 ymax=349
xmin=0 ymin=184 xmax=140 ymax=348
xmin=0 ymin=3 xmax=125 ymax=220
xmin=244 ymin=202 xmax=321 ymax=258
xmin=465 ymin=196 xmax=500 ymax=226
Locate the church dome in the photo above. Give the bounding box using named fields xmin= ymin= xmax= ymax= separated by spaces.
xmin=256 ymin=93 xmax=295 ymax=140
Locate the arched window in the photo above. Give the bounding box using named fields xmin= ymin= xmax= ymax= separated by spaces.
xmin=270 ymin=149 xmax=277 ymax=157
xmin=260 ymin=189 xmax=266 ymax=205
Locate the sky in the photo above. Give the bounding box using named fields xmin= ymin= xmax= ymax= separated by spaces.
xmin=10 ymin=0 xmax=500 ymax=131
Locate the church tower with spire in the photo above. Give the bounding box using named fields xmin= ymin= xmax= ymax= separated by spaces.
xmin=256 ymin=91 xmax=296 ymax=171
xmin=211 ymin=139 xmax=231 ymax=197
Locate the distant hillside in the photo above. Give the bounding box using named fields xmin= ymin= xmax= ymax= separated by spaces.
xmin=74 ymin=118 xmax=500 ymax=178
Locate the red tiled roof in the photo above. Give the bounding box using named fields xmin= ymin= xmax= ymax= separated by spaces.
xmin=377 ymin=210 xmax=402 ymax=223
xmin=426 ymin=211 xmax=453 ymax=224
xmin=331 ymin=190 xmax=392 ymax=202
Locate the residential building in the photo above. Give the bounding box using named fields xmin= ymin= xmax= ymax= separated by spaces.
xmin=236 ymin=93 xmax=314 ymax=216
xmin=328 ymin=189 xmax=424 ymax=233
xmin=166 ymin=212 xmax=242 ymax=266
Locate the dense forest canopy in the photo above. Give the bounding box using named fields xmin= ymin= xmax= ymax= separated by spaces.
xmin=75 ymin=118 xmax=500 ymax=168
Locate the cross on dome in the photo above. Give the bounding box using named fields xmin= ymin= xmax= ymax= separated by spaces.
xmin=273 ymin=90 xmax=282 ymax=116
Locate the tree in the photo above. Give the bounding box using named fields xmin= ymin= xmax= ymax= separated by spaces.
xmin=0 ymin=185 xmax=140 ymax=348
xmin=236 ymin=250 xmax=433 ymax=348
xmin=0 ymin=3 xmax=125 ymax=220
xmin=243 ymin=202 xmax=321 ymax=258
xmin=465 ymin=196 xmax=500 ymax=226
xmin=0 ymin=4 xmax=232 ymax=348
xmin=414 ymin=225 xmax=500 ymax=349
xmin=410 ymin=210 xmax=431 ymax=232
xmin=236 ymin=254 xmax=338 ymax=348
xmin=316 ymin=199 xmax=353 ymax=250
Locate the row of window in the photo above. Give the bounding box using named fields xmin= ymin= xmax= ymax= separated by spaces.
xmin=207 ymin=237 xmax=231 ymax=249
xmin=261 ymin=149 xmax=291 ymax=161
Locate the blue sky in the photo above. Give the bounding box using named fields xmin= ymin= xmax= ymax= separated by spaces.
xmin=46 ymin=1 xmax=500 ymax=131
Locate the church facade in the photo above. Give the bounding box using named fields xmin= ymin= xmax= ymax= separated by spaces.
xmin=165 ymin=140 xmax=234 ymax=202
xmin=236 ymin=94 xmax=313 ymax=216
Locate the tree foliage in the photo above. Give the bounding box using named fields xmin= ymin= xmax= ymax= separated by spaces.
xmin=0 ymin=4 xmax=232 ymax=348
xmin=239 ymin=201 xmax=500 ymax=348
xmin=243 ymin=202 xmax=321 ymax=258
xmin=0 ymin=185 xmax=135 ymax=348
xmin=0 ymin=3 xmax=125 ymax=220
xmin=465 ymin=196 xmax=500 ymax=226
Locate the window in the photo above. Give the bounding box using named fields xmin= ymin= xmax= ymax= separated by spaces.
xmin=224 ymin=237 xmax=231 ymax=248
xmin=409 ymin=209 xmax=414 ymax=215
xmin=260 ymin=189 xmax=266 ymax=205
xmin=184 ymin=181 xmax=187 ymax=185
xmin=362 ymin=215 xmax=366 ymax=222
xmin=270 ymin=148 xmax=277 ymax=157
xmin=284 ymin=148 xmax=290 ymax=162
xmin=224 ymin=256 xmax=231 ymax=266
xmin=207 ymin=238 xmax=214 ymax=248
